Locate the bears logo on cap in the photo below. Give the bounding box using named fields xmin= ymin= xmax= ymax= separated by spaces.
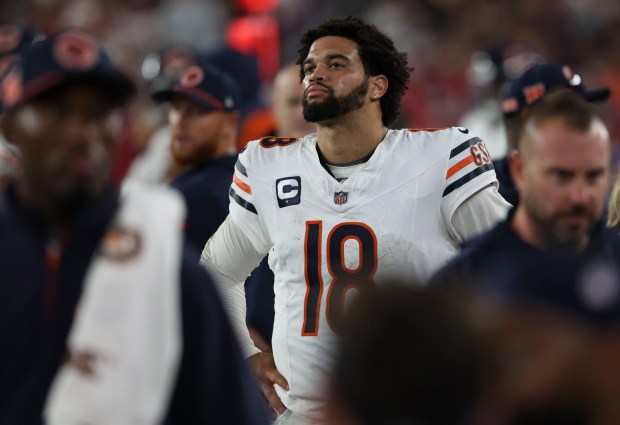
xmin=522 ymin=82 xmax=545 ymax=105
xmin=180 ymin=65 xmax=204 ymax=88
xmin=53 ymin=30 xmax=99 ymax=71
xmin=0 ymin=24 xmax=22 ymax=55
xmin=100 ymin=225 xmax=142 ymax=262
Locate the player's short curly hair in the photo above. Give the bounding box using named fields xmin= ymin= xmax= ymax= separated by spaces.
xmin=296 ymin=16 xmax=412 ymax=127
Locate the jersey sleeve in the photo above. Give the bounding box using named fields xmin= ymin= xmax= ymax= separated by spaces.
xmin=451 ymin=185 xmax=510 ymax=243
xmin=440 ymin=128 xmax=499 ymax=240
xmin=229 ymin=143 xmax=271 ymax=254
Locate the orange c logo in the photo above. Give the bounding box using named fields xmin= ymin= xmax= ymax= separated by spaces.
xmin=53 ymin=30 xmax=99 ymax=71
xmin=180 ymin=65 xmax=204 ymax=87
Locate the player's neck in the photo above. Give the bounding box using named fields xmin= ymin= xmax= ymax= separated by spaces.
xmin=315 ymin=111 xmax=387 ymax=164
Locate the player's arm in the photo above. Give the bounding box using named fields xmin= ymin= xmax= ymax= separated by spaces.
xmin=200 ymin=150 xmax=270 ymax=357
xmin=200 ymin=216 xmax=289 ymax=416
xmin=200 ymin=215 xmax=265 ymax=357
xmin=451 ymin=184 xmax=511 ymax=242
xmin=441 ymin=129 xmax=511 ymax=243
xmin=200 ymin=150 xmax=288 ymax=416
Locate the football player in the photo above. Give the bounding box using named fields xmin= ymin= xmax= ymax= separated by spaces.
xmin=201 ymin=16 xmax=510 ymax=424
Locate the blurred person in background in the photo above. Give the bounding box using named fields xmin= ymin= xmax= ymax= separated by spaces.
xmin=324 ymin=283 xmax=620 ymax=425
xmin=0 ymin=138 xmax=19 ymax=193
xmin=476 ymin=300 xmax=620 ymax=425
xmin=322 ymin=284 xmax=484 ymax=425
xmin=152 ymin=63 xmax=241 ymax=259
xmin=0 ymin=93 xmax=20 ymax=195
xmin=125 ymin=44 xmax=200 ymax=185
xmin=201 ymin=16 xmax=509 ymax=424
xmin=206 ymin=46 xmax=272 ymax=150
xmin=0 ymin=20 xmax=38 ymax=196
xmin=460 ymin=47 xmax=510 ymax=160
xmin=496 ymin=63 xmax=610 ymax=206
xmin=459 ymin=42 xmax=546 ymax=159
xmin=153 ymin=59 xmax=277 ymax=354
xmin=607 ymin=173 xmax=620 ymax=231
xmin=0 ymin=28 xmax=268 ymax=425
xmin=434 ymin=91 xmax=620 ymax=327
xmin=271 ymin=62 xmax=316 ymax=138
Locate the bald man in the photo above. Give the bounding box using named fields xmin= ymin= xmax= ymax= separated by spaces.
xmin=434 ymin=91 xmax=620 ymax=327
xmin=512 ymin=93 xmax=610 ymax=253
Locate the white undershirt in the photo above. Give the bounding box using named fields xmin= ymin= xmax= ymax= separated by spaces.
xmin=325 ymin=163 xmax=363 ymax=182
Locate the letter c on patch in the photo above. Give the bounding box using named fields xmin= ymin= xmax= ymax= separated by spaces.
xmin=276 ymin=176 xmax=301 ymax=207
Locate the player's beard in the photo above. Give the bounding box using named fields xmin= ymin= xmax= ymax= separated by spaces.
xmin=523 ymin=192 xmax=597 ymax=254
xmin=303 ymin=76 xmax=369 ymax=123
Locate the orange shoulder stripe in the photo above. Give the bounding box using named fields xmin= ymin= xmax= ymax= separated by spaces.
xmin=233 ymin=173 xmax=252 ymax=195
xmin=446 ymin=155 xmax=474 ymax=179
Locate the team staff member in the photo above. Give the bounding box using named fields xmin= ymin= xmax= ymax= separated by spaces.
xmin=0 ymin=29 xmax=268 ymax=425
xmin=202 ymin=16 xmax=510 ymax=424
xmin=153 ymin=63 xmax=241 ymax=257
xmin=495 ymin=63 xmax=610 ymax=206
xmin=434 ymin=92 xmax=620 ymax=326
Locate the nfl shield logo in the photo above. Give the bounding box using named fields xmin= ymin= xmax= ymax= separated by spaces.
xmin=334 ymin=191 xmax=348 ymax=205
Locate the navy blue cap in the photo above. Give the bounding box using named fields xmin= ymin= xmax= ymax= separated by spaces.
xmin=502 ymin=63 xmax=610 ymax=117
xmin=1 ymin=28 xmax=136 ymax=111
xmin=152 ymin=64 xmax=241 ymax=112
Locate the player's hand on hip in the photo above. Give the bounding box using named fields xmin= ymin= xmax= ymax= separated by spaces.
xmin=249 ymin=352 xmax=289 ymax=415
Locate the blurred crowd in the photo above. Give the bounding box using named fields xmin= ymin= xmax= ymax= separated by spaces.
xmin=1 ymin=0 xmax=619 ymax=162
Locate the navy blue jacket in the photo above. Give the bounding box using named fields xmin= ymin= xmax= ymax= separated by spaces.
xmin=0 ymin=185 xmax=269 ymax=425
xmin=433 ymin=209 xmax=620 ymax=326
xmin=493 ymin=157 xmax=518 ymax=207
xmin=170 ymin=155 xmax=236 ymax=258
xmin=171 ymin=155 xmax=275 ymax=344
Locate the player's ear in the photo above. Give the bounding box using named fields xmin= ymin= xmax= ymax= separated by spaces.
xmin=509 ymin=150 xmax=524 ymax=191
xmin=369 ymin=74 xmax=388 ymax=101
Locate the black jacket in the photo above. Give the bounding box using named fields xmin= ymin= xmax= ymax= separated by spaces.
xmin=493 ymin=157 xmax=518 ymax=207
xmin=170 ymin=155 xmax=237 ymax=259
xmin=0 ymin=185 xmax=269 ymax=425
xmin=433 ymin=209 xmax=620 ymax=326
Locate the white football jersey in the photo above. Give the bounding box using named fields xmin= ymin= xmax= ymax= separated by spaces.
xmin=229 ymin=128 xmax=496 ymax=418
